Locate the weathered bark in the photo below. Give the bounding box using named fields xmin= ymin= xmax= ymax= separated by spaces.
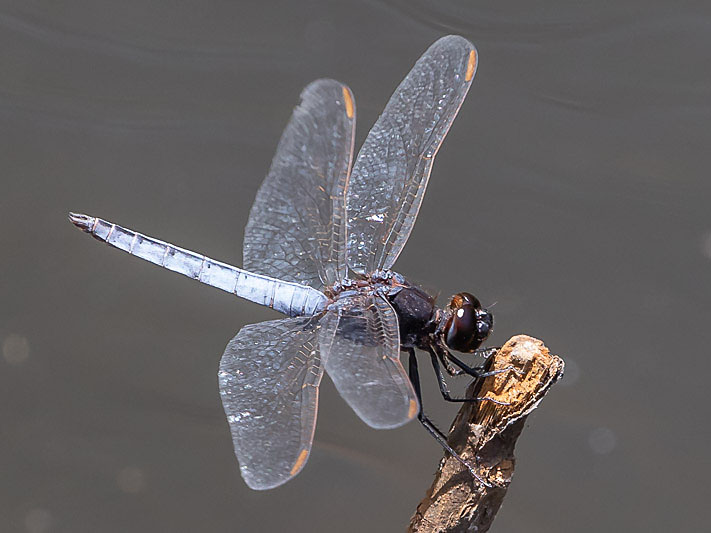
xmin=408 ymin=335 xmax=564 ymax=533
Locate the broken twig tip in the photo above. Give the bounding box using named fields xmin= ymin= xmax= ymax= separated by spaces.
xmin=408 ymin=335 xmax=564 ymax=533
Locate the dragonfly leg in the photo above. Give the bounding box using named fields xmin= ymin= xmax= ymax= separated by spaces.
xmin=406 ymin=348 xmax=491 ymax=487
xmin=474 ymin=346 xmax=500 ymax=359
xmin=437 ymin=348 xmax=465 ymax=376
xmin=426 ymin=346 xmax=495 ymax=403
xmin=435 ymin=343 xmax=510 ymax=379
xmin=436 ymin=346 xmax=498 ymax=376
xmin=471 ymin=347 xmax=523 ymax=379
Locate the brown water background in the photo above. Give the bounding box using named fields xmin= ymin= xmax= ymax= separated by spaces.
xmin=2 ymin=1 xmax=710 ymax=531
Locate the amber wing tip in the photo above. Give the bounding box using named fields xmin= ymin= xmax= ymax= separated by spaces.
xmin=465 ymin=49 xmax=477 ymax=82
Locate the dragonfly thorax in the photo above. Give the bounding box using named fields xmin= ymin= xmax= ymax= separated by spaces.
xmin=387 ymin=283 xmax=438 ymax=348
xmin=326 ymin=271 xmax=439 ymax=349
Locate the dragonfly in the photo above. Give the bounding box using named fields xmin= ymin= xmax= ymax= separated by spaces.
xmin=69 ymin=35 xmax=500 ymax=490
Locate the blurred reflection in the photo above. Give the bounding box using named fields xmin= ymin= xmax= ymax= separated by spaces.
xmin=588 ymin=427 xmax=617 ymax=455
xmin=2 ymin=334 xmax=30 ymax=365
xmin=24 ymin=508 xmax=51 ymax=533
xmin=116 ymin=466 xmax=147 ymax=494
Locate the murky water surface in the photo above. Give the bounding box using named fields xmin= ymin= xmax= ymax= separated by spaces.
xmin=2 ymin=1 xmax=709 ymax=531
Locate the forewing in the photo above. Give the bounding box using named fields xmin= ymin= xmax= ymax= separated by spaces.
xmin=219 ymin=317 xmax=324 ymax=490
xmin=346 ymin=35 xmax=477 ymax=274
xmin=244 ymin=79 xmax=356 ymax=289
xmin=319 ymin=293 xmax=418 ymax=429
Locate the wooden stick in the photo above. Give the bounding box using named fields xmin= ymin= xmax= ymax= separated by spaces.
xmin=408 ymin=335 xmax=564 ymax=533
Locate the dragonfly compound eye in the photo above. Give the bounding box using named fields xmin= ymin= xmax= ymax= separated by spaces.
xmin=444 ymin=292 xmax=493 ymax=352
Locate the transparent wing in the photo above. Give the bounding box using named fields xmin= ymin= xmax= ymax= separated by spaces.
xmin=346 ymin=35 xmax=477 ymax=275
xmin=319 ymin=292 xmax=419 ymax=429
xmin=244 ymin=79 xmax=356 ymax=289
xmin=218 ymin=317 xmax=325 ymax=490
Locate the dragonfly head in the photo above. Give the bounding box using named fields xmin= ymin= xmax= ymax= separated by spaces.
xmin=441 ymin=292 xmax=493 ymax=353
